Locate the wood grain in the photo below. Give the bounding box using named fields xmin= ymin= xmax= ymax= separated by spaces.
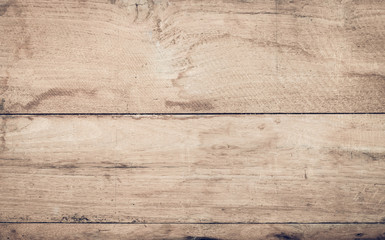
xmin=0 ymin=0 xmax=384 ymax=113
xmin=1 ymin=223 xmax=385 ymax=240
xmin=0 ymin=115 xmax=384 ymax=223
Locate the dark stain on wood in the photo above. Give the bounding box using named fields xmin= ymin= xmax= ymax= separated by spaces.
xmin=0 ymin=98 xmax=5 ymax=111
xmin=0 ymin=118 xmax=7 ymax=153
xmin=345 ymin=72 xmax=385 ymax=95
xmin=0 ymin=157 xmax=28 ymax=161
xmin=347 ymin=72 xmax=385 ymax=81
xmin=276 ymin=42 xmax=315 ymax=59
xmin=356 ymin=151 xmax=384 ymax=162
xmin=104 ymin=174 xmax=111 ymax=180
xmin=61 ymin=215 xmax=90 ymax=223
xmin=273 ymin=232 xmax=301 ymax=240
xmin=146 ymin=0 xmax=154 ymax=19
xmin=354 ymin=234 xmax=385 ymax=240
xmin=22 ymin=88 xmax=97 ymax=110
xmin=41 ymin=164 xmax=78 ymax=169
xmin=6 ymin=227 xmax=23 ymax=240
xmin=361 ymin=152 xmax=385 ymax=162
xmin=16 ymin=35 xmax=33 ymax=59
xmin=0 ymin=71 xmax=9 ymax=95
xmin=110 ymin=0 xmax=116 ymax=4
xmin=77 ymin=0 xmax=88 ymax=4
xmin=133 ymin=3 xmax=139 ymax=22
xmin=106 ymin=163 xmax=148 ymax=169
xmin=165 ymin=100 xmax=214 ymax=111
xmin=125 ymin=115 xmax=217 ymax=121
xmin=328 ymin=148 xmax=385 ymax=163
xmin=211 ymin=144 xmax=240 ymax=150
xmin=183 ymin=237 xmax=221 ymax=240
xmin=0 ymin=0 xmax=13 ymax=16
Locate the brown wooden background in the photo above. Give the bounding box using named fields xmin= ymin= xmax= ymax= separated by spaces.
xmin=0 ymin=0 xmax=384 ymax=239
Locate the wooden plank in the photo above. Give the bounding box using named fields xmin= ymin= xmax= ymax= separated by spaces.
xmin=0 ymin=115 xmax=384 ymax=223
xmin=1 ymin=223 xmax=385 ymax=240
xmin=0 ymin=0 xmax=384 ymax=113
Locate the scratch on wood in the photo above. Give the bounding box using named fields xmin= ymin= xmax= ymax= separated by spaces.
xmin=133 ymin=3 xmax=139 ymax=22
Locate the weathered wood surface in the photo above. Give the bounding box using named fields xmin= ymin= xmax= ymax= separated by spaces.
xmin=0 ymin=0 xmax=384 ymax=113
xmin=0 ymin=115 xmax=384 ymax=223
xmin=1 ymin=223 xmax=385 ymax=240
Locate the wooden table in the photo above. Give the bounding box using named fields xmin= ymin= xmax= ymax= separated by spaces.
xmin=0 ymin=0 xmax=384 ymax=239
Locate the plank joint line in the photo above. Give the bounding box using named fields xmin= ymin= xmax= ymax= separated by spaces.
xmin=1 ymin=113 xmax=385 ymax=116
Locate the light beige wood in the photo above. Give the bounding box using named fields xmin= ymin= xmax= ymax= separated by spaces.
xmin=0 ymin=0 xmax=384 ymax=113
xmin=0 ymin=115 xmax=384 ymax=223
xmin=1 ymin=223 xmax=385 ymax=240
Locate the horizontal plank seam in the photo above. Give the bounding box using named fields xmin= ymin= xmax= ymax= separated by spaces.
xmin=1 ymin=222 xmax=384 ymax=225
xmin=1 ymin=113 xmax=385 ymax=116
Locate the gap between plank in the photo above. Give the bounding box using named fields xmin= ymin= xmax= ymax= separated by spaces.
xmin=1 ymin=113 xmax=385 ymax=116
xmin=0 ymin=222 xmax=384 ymax=225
